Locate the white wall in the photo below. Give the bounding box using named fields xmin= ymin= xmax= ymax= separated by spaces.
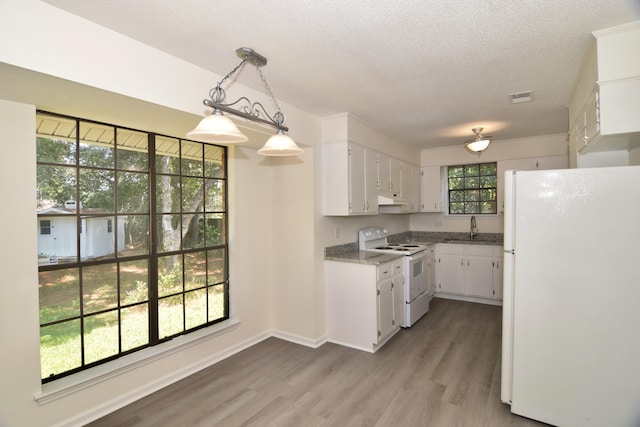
xmin=412 ymin=133 xmax=569 ymax=233
xmin=0 ymin=1 xmax=324 ymax=426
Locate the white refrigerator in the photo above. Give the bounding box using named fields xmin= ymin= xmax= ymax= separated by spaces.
xmin=501 ymin=166 xmax=640 ymax=427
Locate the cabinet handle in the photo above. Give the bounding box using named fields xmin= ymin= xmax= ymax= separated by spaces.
xmin=467 ymin=259 xmax=469 ymax=267
xmin=461 ymin=259 xmax=463 ymax=266
xmin=434 ymin=202 xmax=437 ymax=209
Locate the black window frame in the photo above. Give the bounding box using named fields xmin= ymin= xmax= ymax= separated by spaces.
xmin=447 ymin=162 xmax=498 ymax=215
xmin=36 ymin=111 xmax=229 ymax=383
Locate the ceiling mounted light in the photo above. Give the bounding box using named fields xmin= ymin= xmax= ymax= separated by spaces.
xmin=187 ymin=47 xmax=303 ymax=156
xmin=464 ymin=127 xmax=492 ymax=153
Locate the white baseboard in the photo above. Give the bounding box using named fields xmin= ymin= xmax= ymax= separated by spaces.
xmin=271 ymin=329 xmax=327 ymax=348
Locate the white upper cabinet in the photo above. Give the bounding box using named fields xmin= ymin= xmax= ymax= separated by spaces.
xmin=322 ymin=141 xmax=378 ymax=216
xmin=569 ymin=22 xmax=640 ymax=162
xmin=497 ymin=156 xmax=567 ymax=211
xmin=421 ymin=166 xmax=442 ymax=212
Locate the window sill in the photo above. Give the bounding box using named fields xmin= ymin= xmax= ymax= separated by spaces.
xmin=35 ymin=318 xmax=240 ymax=406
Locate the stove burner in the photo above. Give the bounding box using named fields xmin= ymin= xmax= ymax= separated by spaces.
xmin=402 ymin=245 xmax=420 ymax=248
xmin=375 ymin=246 xmax=394 ymax=250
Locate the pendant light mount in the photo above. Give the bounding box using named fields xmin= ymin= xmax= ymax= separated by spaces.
xmin=187 ymin=47 xmax=302 ymax=156
xmin=464 ymin=127 xmax=492 ymax=153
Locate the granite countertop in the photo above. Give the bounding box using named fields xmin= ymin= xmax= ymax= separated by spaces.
xmin=325 ymin=231 xmax=504 ymax=265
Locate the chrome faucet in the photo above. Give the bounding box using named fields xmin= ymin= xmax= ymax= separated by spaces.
xmin=470 ymin=215 xmax=478 ymax=240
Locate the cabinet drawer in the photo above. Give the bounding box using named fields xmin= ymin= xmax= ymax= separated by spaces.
xmin=392 ymin=258 xmax=404 ymax=276
xmin=377 ymin=262 xmax=394 ymax=281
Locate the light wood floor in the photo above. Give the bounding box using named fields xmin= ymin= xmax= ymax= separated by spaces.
xmin=87 ymin=298 xmax=549 ymax=427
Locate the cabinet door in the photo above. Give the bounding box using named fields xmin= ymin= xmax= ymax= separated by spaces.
xmin=427 ymin=247 xmax=436 ymax=297
xmin=348 ymin=143 xmax=366 ymax=214
xmin=421 ymin=166 xmax=442 ymax=212
xmin=377 ymin=278 xmax=394 ymax=342
xmin=535 ymin=155 xmax=568 ymax=171
xmin=364 ymin=148 xmax=379 ymax=213
xmin=389 ymin=157 xmax=402 ymax=194
xmin=400 ymin=161 xmax=412 ymax=203
xmin=392 ymin=275 xmax=405 ymax=328
xmin=412 ymin=166 xmax=421 ymax=213
xmin=464 ymin=255 xmax=494 ymax=298
xmin=493 ymin=256 xmax=503 ymax=300
xmin=438 ymin=253 xmax=465 ymax=294
xmin=378 ymin=153 xmax=391 ymax=193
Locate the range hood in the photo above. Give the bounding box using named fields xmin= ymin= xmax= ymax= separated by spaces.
xmin=378 ymin=193 xmax=408 ymax=206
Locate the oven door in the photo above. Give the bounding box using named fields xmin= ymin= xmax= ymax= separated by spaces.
xmin=406 ymin=251 xmax=428 ymax=302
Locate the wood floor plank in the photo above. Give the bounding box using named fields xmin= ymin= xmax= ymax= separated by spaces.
xmin=86 ymin=299 xmax=550 ymax=427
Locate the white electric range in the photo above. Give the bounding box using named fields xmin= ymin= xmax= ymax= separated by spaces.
xmin=359 ymin=227 xmax=431 ymax=327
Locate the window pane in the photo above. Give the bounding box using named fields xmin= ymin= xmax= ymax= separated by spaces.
xmin=185 ymin=251 xmax=206 ymax=291
xmin=480 ymin=163 xmax=496 ymax=175
xmin=159 ymin=295 xmax=184 ymax=339
xmin=39 ymin=268 xmax=80 ymax=324
xmin=84 ymin=311 xmax=119 ymax=364
xmin=185 ymin=289 xmax=207 ymax=330
xmin=481 ymin=201 xmax=497 ymax=214
xmin=155 ymin=136 xmax=180 ymax=174
xmin=465 ymin=190 xmax=480 ymax=202
xmin=36 ymin=114 xmax=77 ymax=164
xmin=464 ymin=165 xmax=479 ymax=176
xmin=450 ymin=190 xmax=464 ymax=202
xmin=156 ymin=175 xmax=180 ymax=213
xmin=157 ymin=214 xmax=181 ymax=252
xmin=448 ymin=166 xmax=464 ymax=178
xmin=37 ymin=215 xmax=77 ymax=265
xmin=79 ymin=122 xmax=114 ymax=168
xmin=37 ymin=164 xmax=77 ymax=210
xmin=182 ymin=177 xmax=204 ymax=213
xmin=181 ymin=141 xmax=203 ymax=177
xmin=204 ymin=145 xmax=224 ymax=178
xmin=40 ymin=320 xmax=81 ymax=378
xmin=117 ymin=129 xmax=148 ymax=171
xmin=83 ymin=264 xmax=118 ymax=314
xmin=120 ymin=259 xmax=149 ymax=305
xmin=121 ymin=304 xmax=149 ymax=351
xmin=464 ymin=177 xmax=479 ymax=188
xmin=207 ymin=249 xmax=226 ymax=285
xmin=205 ymin=214 xmax=225 ymax=245
xmin=450 ymin=202 xmax=464 ymax=214
xmin=183 ymin=213 xmax=204 ymax=250
xmin=118 ymin=172 xmax=149 ymax=214
xmin=466 ymin=202 xmax=480 ymax=214
xmin=448 ymin=177 xmax=464 ymax=190
xmin=205 ymin=179 xmax=225 ymax=211
xmin=80 ymin=216 xmax=116 ymax=260
xmin=480 ymin=176 xmax=496 ymax=188
xmin=158 ymin=255 xmax=183 ymax=297
xmin=80 ymin=169 xmax=115 ymax=213
xmin=208 ymin=284 xmax=226 ymax=322
xmin=119 ymin=215 xmax=149 ymax=257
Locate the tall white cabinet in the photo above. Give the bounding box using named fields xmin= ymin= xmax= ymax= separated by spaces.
xmin=322 ymin=141 xmax=378 ymax=215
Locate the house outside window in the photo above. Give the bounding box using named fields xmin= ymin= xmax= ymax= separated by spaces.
xmin=40 ymin=220 xmax=51 ymax=235
xmin=447 ymin=162 xmax=497 ymax=214
xmin=36 ymin=111 xmax=229 ymax=383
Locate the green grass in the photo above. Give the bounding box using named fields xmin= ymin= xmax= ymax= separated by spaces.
xmin=39 ymin=255 xmax=226 ymax=379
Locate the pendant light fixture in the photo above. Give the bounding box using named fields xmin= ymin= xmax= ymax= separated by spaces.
xmin=464 ymin=127 xmax=492 ymax=153
xmin=187 ymin=47 xmax=303 ymax=156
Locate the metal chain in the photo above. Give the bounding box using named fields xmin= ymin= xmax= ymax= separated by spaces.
xmin=209 ymin=58 xmax=248 ymax=103
xmin=257 ymin=66 xmax=285 ymax=125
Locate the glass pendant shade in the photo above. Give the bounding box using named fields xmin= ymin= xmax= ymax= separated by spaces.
xmin=186 ymin=110 xmax=248 ymax=143
xmin=257 ymin=130 xmax=303 ymax=156
xmin=465 ymin=138 xmax=491 ymax=153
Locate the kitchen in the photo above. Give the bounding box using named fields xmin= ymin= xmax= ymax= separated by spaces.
xmin=1 ymin=1 xmax=640 ymax=426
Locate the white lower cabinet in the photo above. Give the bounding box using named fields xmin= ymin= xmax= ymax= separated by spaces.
xmin=325 ymin=258 xmax=404 ymax=352
xmin=436 ymin=244 xmax=503 ymax=304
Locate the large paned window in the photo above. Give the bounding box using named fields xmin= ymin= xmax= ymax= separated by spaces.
xmin=36 ymin=111 xmax=228 ymax=382
xmin=447 ymin=162 xmax=497 ymax=214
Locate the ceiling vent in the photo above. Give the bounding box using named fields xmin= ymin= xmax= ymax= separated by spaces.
xmin=509 ymin=91 xmax=533 ymax=104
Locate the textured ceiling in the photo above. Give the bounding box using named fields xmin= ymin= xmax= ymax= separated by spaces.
xmin=42 ymin=0 xmax=640 ymax=149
